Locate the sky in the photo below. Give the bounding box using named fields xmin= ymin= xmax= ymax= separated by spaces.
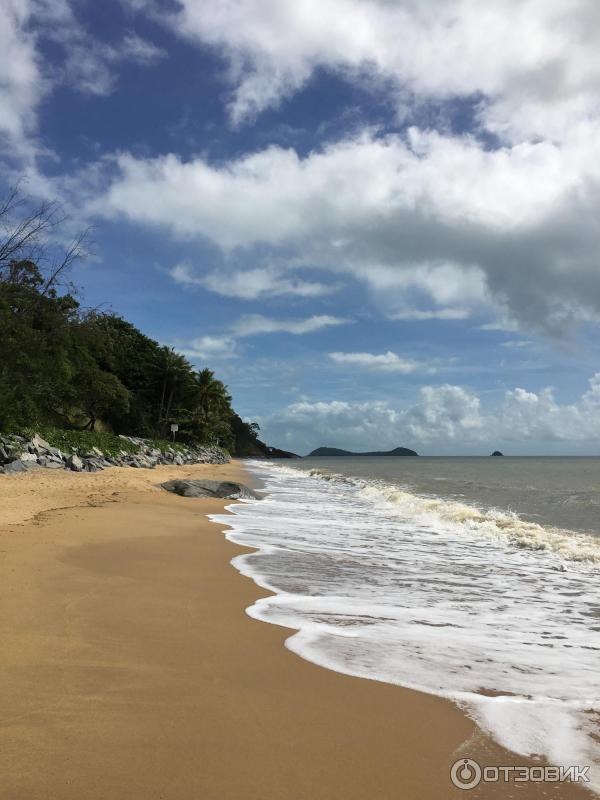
xmin=3 ymin=0 xmax=600 ymax=455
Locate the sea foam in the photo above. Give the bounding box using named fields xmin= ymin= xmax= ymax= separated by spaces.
xmin=211 ymin=461 xmax=600 ymax=793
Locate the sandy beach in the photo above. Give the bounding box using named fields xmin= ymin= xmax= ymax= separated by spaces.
xmin=0 ymin=462 xmax=590 ymax=799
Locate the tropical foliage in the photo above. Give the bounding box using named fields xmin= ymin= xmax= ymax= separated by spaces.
xmin=0 ymin=190 xmax=264 ymax=454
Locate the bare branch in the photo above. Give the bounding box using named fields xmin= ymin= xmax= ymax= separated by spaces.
xmin=41 ymin=227 xmax=92 ymax=295
xmin=0 ymin=185 xmax=64 ymax=274
xmin=0 ymin=183 xmax=89 ymax=291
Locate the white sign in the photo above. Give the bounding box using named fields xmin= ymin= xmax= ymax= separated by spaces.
xmin=170 ymin=424 xmax=179 ymax=432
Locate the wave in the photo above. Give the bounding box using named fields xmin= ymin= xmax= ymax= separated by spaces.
xmin=211 ymin=460 xmax=600 ymax=793
xmin=305 ymin=466 xmax=600 ymax=566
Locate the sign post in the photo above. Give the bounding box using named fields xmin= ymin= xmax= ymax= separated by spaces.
xmin=170 ymin=423 xmax=179 ymax=443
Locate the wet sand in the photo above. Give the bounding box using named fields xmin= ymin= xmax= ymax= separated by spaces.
xmin=0 ymin=462 xmax=590 ymax=799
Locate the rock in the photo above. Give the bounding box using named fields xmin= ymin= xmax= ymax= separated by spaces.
xmin=39 ymin=459 xmax=65 ymax=469
xmin=491 ymin=450 xmax=504 ymax=457
xmin=160 ymin=479 xmax=259 ymax=500
xmin=30 ymin=433 xmax=52 ymax=454
xmin=67 ymin=454 xmax=84 ymax=472
xmin=0 ymin=432 xmax=231 ymax=479
xmin=38 ymin=456 xmax=56 ymax=467
xmin=3 ymin=459 xmax=40 ymax=473
xmin=83 ymin=458 xmax=105 ymax=472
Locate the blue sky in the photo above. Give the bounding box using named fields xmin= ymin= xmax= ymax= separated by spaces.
xmin=3 ymin=0 xmax=600 ymax=454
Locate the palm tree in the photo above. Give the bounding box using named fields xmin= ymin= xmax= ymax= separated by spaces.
xmin=193 ymin=368 xmax=232 ymax=443
xmin=195 ymin=368 xmax=230 ymax=411
xmin=154 ymin=347 xmax=192 ymax=435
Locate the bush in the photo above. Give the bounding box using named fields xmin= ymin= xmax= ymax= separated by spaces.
xmin=16 ymin=425 xmax=139 ymax=457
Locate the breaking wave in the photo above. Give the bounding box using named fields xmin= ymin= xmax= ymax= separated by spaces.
xmin=211 ymin=460 xmax=600 ymax=793
xmin=308 ymin=466 xmax=600 ymax=566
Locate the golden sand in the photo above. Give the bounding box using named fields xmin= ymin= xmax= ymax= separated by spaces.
xmin=0 ymin=462 xmax=589 ymax=799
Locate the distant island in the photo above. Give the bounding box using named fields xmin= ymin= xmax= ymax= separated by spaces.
xmin=491 ymin=451 xmax=504 ymax=457
xmin=308 ymin=446 xmax=419 ymax=457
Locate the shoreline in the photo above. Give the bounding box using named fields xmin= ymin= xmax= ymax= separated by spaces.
xmin=0 ymin=462 xmax=590 ymax=799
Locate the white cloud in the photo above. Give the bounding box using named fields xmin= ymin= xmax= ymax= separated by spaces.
xmin=178 ymin=335 xmax=237 ymax=360
xmin=102 ymin=132 xmax=585 ymax=248
xmin=388 ymin=308 xmax=471 ymax=322
xmin=231 ymin=313 xmax=350 ymax=337
xmin=329 ymin=351 xmax=434 ymax=374
xmin=175 ymin=314 xmax=351 ymax=364
xmin=263 ymin=374 xmax=600 ymax=453
xmin=170 ymin=261 xmax=334 ymax=299
xmin=97 ymin=127 xmax=600 ymax=332
xmin=500 ymin=340 xmax=534 ymax=348
xmin=0 ymin=1 xmax=44 ymax=151
xmin=160 ymin=0 xmax=600 ymax=142
xmin=11 ymin=0 xmax=600 ymax=340
xmin=59 ymin=32 xmax=166 ymax=96
xmin=0 ymin=1 xmax=164 ymax=164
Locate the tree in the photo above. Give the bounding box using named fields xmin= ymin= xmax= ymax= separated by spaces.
xmin=153 ymin=347 xmax=195 ymax=436
xmin=0 ymin=260 xmax=79 ymax=429
xmin=0 ymin=185 xmax=88 ymax=294
xmin=0 ymin=191 xmax=263 ymax=452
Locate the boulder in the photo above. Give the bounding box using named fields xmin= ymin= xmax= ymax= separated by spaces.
xmin=31 ymin=434 xmax=52 ymax=454
xmin=3 ymin=459 xmax=40 ymax=474
xmin=160 ymin=479 xmax=259 ymax=500
xmin=37 ymin=456 xmax=61 ymax=467
xmin=67 ymin=454 xmax=84 ymax=472
xmin=40 ymin=459 xmax=65 ymax=469
xmin=83 ymin=458 xmax=105 ymax=472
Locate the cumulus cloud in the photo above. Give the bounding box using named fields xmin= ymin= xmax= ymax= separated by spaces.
xmin=159 ymin=0 xmax=600 ymax=141
xmin=263 ymin=374 xmax=600 ymax=453
xmin=329 ymin=351 xmax=435 ymax=374
xmin=231 ymin=313 xmax=350 ymax=337
xmin=97 ymin=127 xmax=600 ymax=332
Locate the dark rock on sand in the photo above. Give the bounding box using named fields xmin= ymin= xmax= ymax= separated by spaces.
xmin=3 ymin=459 xmax=40 ymax=474
xmin=161 ymin=479 xmax=259 ymax=500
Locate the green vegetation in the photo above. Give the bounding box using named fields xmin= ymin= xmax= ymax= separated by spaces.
xmin=14 ymin=426 xmax=139 ymax=457
xmin=11 ymin=426 xmax=229 ymax=459
xmin=0 ymin=189 xmax=264 ymax=455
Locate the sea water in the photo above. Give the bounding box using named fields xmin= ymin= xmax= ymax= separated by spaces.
xmin=210 ymin=457 xmax=600 ymax=792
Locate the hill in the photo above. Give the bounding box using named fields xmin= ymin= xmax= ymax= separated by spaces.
xmin=308 ymin=446 xmax=418 ymax=457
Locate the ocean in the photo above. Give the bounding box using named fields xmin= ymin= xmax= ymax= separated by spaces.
xmin=211 ymin=456 xmax=600 ymax=791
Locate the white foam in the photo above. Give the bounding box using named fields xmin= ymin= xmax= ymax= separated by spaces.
xmin=211 ymin=460 xmax=600 ymax=794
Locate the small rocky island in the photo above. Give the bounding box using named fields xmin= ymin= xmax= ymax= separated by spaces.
xmin=491 ymin=450 xmax=504 ymax=457
xmin=308 ymin=446 xmax=419 ymax=457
